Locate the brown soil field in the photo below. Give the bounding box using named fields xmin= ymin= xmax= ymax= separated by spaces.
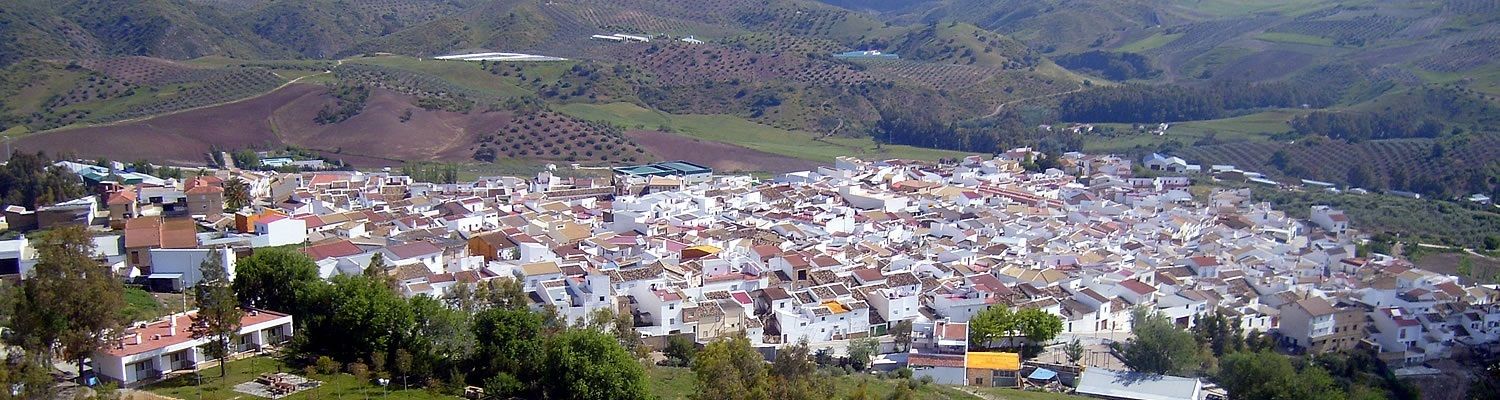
xmin=267 ymin=85 xmax=510 ymax=163
xmin=16 ymin=84 xmax=514 ymax=167
xmin=625 ymin=130 xmax=825 ymax=174
xmin=15 ymin=84 xmax=319 ymax=165
xmin=1416 ymin=251 xmax=1500 ymax=285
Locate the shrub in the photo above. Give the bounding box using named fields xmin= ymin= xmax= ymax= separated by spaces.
xmin=348 ymin=362 xmax=370 ymax=381
xmin=316 ymin=356 xmax=341 ymax=375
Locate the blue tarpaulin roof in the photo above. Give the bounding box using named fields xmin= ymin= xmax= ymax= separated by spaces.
xmin=1028 ymin=368 xmax=1058 ymax=380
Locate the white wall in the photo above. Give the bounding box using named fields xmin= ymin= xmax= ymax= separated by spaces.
xmin=149 ymin=248 xmax=236 ymax=287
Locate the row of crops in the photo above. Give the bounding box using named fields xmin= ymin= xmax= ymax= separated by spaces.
xmin=1176 ymin=134 xmax=1500 ymax=191
xmin=1268 ymin=15 xmax=1409 ymax=46
xmin=476 ymin=110 xmax=645 ymax=163
xmin=112 ymin=68 xmax=286 ymax=120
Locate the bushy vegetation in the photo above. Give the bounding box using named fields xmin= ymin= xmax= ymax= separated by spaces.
xmin=1054 ymin=51 xmax=1159 ymax=81
xmin=1058 ymin=81 xmax=1336 ymax=123
xmin=873 ymin=106 xmax=1080 ymax=155
xmin=1249 ymin=186 xmax=1500 ymax=249
xmin=233 ymin=247 xmax=652 ymax=399
xmin=0 ymin=151 xmax=88 ymax=209
xmin=1290 ymin=112 xmax=1443 ymax=142
xmin=1178 ymin=133 xmax=1500 ymax=200
xmin=315 ymin=84 xmax=371 ymax=124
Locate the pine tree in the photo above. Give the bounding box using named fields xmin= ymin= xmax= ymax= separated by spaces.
xmin=191 ymin=247 xmax=244 ymax=377
xmin=10 ymin=226 xmax=125 ymax=375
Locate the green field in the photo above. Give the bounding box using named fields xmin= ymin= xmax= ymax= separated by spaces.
xmin=1116 ymin=33 xmax=1184 ymax=53
xmin=646 ymin=367 xmax=978 ymax=400
xmin=1084 ymin=109 xmax=1301 ymax=153
xmin=557 ymin=102 xmax=973 ymax=163
xmin=1171 ymin=0 xmax=1345 ymax=17
xmin=148 ymin=357 xmax=444 ymax=400
xmin=1414 ymin=67 xmax=1500 ymax=98
xmin=1254 ymin=32 xmax=1336 ymax=47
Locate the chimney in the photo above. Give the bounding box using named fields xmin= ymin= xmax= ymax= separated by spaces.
xmin=169 ymin=315 xmax=177 ymax=336
xmin=132 ymin=333 xmax=141 ymax=345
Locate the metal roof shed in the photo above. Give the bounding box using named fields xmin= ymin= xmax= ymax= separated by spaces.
xmin=1075 ymin=368 xmax=1203 ymax=400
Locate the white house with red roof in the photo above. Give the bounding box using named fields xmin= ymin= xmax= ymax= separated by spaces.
xmin=1309 ymin=205 xmax=1349 ymax=235
xmin=630 ymin=285 xmax=687 ymax=336
xmin=380 ymin=241 xmax=445 ymax=273
xmin=251 ymin=213 xmax=307 ymax=247
xmin=1371 ymin=306 xmax=1424 ymax=365
xmin=93 ymin=309 xmax=293 ymax=387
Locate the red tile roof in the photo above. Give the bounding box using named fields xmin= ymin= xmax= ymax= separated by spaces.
xmin=386 ymin=242 xmax=442 ymax=259
xmin=304 ymin=240 xmax=361 ymax=260
xmin=1119 ymin=279 xmax=1156 ymax=295
xmin=103 ymin=309 xmax=289 ymax=357
xmin=908 ymin=353 xmax=965 ymax=368
xmin=123 ymin=217 xmax=198 ymax=249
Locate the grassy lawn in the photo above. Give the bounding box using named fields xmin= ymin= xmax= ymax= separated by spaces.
xmin=645 ymin=367 xmax=976 ymax=400
xmin=1254 ymin=32 xmax=1336 ymax=47
xmin=1116 ymin=33 xmax=1183 ymax=53
xmin=1413 ymin=67 xmax=1500 ymax=97
xmin=148 ymin=357 xmax=445 ymax=400
xmin=556 ymin=102 xmax=973 ymax=163
xmin=123 ymin=287 xmax=164 ymax=323
xmin=1083 ymin=109 xmax=1302 ymax=153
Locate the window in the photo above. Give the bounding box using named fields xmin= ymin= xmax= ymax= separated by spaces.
xmin=1400 ymin=329 xmax=1406 ymax=339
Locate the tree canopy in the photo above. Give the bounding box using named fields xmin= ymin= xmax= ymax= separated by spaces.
xmin=191 ymin=248 xmax=243 ymax=377
xmin=1219 ymin=351 xmax=1345 ymax=400
xmin=692 ymin=334 xmax=770 ymax=400
xmin=8 ymin=226 xmax=124 ymax=374
xmin=233 ymin=246 xmax=320 ymax=314
xmin=0 ymin=151 xmax=87 ymax=209
xmin=1119 ymin=307 xmax=1200 ymax=375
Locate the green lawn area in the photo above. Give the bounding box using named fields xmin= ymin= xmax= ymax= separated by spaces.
xmin=1254 ymin=32 xmax=1336 ymax=47
xmin=1414 ymin=66 xmax=1500 ymax=97
xmin=556 ymin=102 xmax=973 ymax=163
xmin=148 ymin=357 xmax=445 ymax=400
xmin=646 ymin=367 xmax=977 ymax=399
xmin=1116 ymin=33 xmax=1183 ymax=53
xmin=1083 ymin=109 xmax=1302 ymax=153
xmin=122 ymin=287 xmax=164 ymax=323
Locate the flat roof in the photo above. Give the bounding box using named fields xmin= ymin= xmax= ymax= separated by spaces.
xmin=966 ymin=352 xmax=1020 ymax=370
xmin=614 ymin=161 xmax=712 ymax=177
